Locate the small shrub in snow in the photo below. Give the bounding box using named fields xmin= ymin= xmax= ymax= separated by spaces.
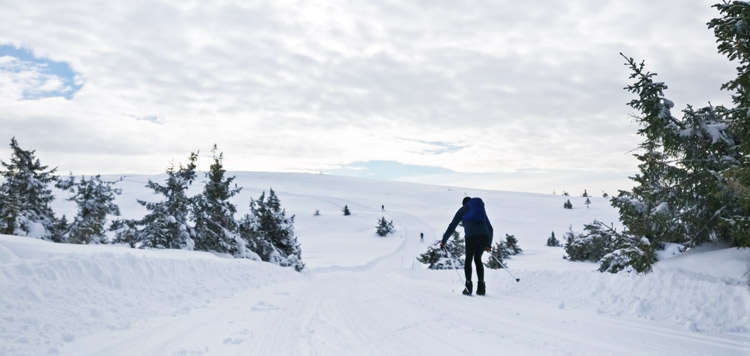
xmin=565 ymin=221 xmax=655 ymax=273
xmin=417 ymin=231 xmax=464 ymax=269
xmin=546 ymin=231 xmax=560 ymax=247
xmin=314 ymin=209 xmax=320 ymax=216
xmin=486 ymin=234 xmax=522 ymax=269
xmin=375 ymin=217 xmax=395 ymax=236
xmin=342 ymin=205 xmax=351 ymax=216
xmin=564 ymin=221 xmax=614 ymax=262
xmin=505 ymin=234 xmax=522 ymax=255
xmin=599 ymin=235 xmax=655 ymax=274
xmin=563 ymin=200 xmax=573 ymax=209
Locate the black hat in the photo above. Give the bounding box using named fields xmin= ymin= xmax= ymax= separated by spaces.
xmin=462 ymin=197 xmax=471 ymax=205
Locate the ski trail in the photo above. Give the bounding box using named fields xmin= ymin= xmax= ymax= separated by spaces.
xmin=58 ymin=206 xmax=750 ymax=356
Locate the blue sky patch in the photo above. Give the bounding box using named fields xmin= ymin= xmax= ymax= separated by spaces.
xmin=0 ymin=44 xmax=82 ymax=100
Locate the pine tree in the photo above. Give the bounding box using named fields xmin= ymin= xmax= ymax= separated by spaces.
xmin=485 ymin=242 xmax=508 ymax=269
xmin=240 ymin=189 xmax=303 ymax=271
xmin=505 ymin=234 xmax=522 ymax=255
xmin=193 ymin=146 xmax=244 ymax=256
xmin=615 ymin=53 xmax=739 ymax=248
xmin=486 ymin=234 xmax=522 ymax=269
xmin=417 ymin=231 xmax=464 ymax=269
xmin=375 ymin=217 xmax=395 ymax=236
xmin=342 ymin=205 xmax=351 ymax=216
xmin=57 ymin=175 xmax=122 ymax=244
xmin=563 ymin=199 xmax=573 ymax=209
xmin=708 ymin=3 xmax=750 ymax=247
xmin=547 ymin=231 xmax=560 ymax=247
xmin=0 ymin=138 xmax=62 ymax=241
xmin=582 ymin=189 xmax=589 ymax=197
xmin=116 ymin=153 xmax=198 ymax=249
xmin=564 ymin=221 xmax=617 ymax=262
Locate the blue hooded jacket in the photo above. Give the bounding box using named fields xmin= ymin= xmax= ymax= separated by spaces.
xmin=441 ymin=197 xmax=494 ymax=247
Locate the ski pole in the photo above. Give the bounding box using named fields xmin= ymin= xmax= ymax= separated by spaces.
xmin=488 ymin=254 xmax=520 ymax=282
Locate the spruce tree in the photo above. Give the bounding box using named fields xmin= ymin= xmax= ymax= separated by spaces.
xmin=708 ymin=2 xmax=750 ymax=247
xmin=57 ymin=175 xmax=122 ymax=244
xmin=193 ymin=146 xmax=244 ymax=255
xmin=417 ymin=231 xmax=464 ymax=269
xmin=375 ymin=217 xmax=395 ymax=236
xmin=485 ymin=242 xmax=508 ymax=269
xmin=117 ymin=153 xmax=198 ymax=249
xmin=0 ymin=138 xmax=62 ymax=241
xmin=505 ymin=234 xmax=522 ymax=255
xmin=241 ymin=189 xmax=303 ymax=271
xmin=547 ymin=231 xmax=560 ymax=247
xmin=342 ymin=205 xmax=351 ymax=215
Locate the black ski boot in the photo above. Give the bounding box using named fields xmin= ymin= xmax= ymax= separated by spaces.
xmin=462 ymin=281 xmax=473 ymax=295
xmin=476 ymin=281 xmax=486 ymax=296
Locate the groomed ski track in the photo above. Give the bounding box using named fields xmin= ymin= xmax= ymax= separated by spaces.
xmin=60 ymin=209 xmax=750 ymax=356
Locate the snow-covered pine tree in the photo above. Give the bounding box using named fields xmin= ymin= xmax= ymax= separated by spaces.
xmin=505 ymin=234 xmax=522 ymax=255
xmin=582 ymin=189 xmax=589 ymax=197
xmin=193 ymin=146 xmax=245 ymax=256
xmin=241 ymin=189 xmax=303 ymax=271
xmin=563 ymin=199 xmax=573 ymax=209
xmin=547 ymin=231 xmax=560 ymax=247
xmin=342 ymin=205 xmax=351 ymax=215
xmin=117 ymin=153 xmax=199 ymax=250
xmin=564 ymin=221 xmax=617 ymax=262
xmin=375 ymin=216 xmax=395 ymax=236
xmin=57 ymin=175 xmax=122 ymax=244
xmin=599 ymin=232 xmax=655 ymax=274
xmin=614 ymin=53 xmax=740 ymax=248
xmin=417 ymin=231 xmax=464 ymax=269
xmin=485 ymin=241 xmax=508 ymax=269
xmin=0 ymin=138 xmax=63 ymax=241
xmin=708 ymin=3 xmax=750 ymax=247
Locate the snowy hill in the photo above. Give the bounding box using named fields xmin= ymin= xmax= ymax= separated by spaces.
xmin=1 ymin=172 xmax=749 ymax=355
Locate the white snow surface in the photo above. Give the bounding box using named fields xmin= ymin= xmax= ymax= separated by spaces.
xmin=1 ymin=172 xmax=749 ymax=355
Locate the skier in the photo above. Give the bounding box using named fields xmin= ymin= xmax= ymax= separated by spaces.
xmin=420 ymin=232 xmax=424 ymax=242
xmin=441 ymin=196 xmax=493 ymax=295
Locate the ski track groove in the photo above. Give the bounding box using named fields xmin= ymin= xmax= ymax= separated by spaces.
xmin=55 ymin=204 xmax=750 ymax=356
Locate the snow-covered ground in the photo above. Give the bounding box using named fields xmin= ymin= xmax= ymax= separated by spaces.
xmin=1 ymin=172 xmax=749 ymax=355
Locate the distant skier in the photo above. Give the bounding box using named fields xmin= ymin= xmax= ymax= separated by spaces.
xmin=381 ymin=204 xmax=385 ymax=211
xmin=441 ymin=197 xmax=493 ymax=296
xmin=420 ymin=232 xmax=424 ymax=242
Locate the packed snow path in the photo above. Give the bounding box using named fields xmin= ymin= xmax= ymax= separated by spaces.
xmin=58 ymin=210 xmax=749 ymax=356
xmin=2 ymin=173 xmax=749 ymax=355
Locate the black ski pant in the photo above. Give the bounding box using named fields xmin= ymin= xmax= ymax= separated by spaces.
xmin=465 ymin=234 xmax=490 ymax=282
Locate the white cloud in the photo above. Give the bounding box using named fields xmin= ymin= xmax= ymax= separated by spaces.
xmin=0 ymin=0 xmax=737 ymax=192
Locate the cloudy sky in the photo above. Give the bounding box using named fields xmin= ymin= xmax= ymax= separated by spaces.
xmin=0 ymin=0 xmax=738 ymax=194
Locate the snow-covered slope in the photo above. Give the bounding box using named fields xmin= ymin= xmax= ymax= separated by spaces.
xmin=1 ymin=172 xmax=749 ymax=355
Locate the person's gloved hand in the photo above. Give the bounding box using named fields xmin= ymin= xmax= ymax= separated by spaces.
xmin=440 ymin=242 xmax=446 ymax=249
xmin=485 ymin=246 xmax=492 ymax=252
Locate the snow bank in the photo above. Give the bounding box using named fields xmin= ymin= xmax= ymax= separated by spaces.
xmin=493 ymin=247 xmax=750 ymax=334
xmin=0 ymin=235 xmax=302 ymax=356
